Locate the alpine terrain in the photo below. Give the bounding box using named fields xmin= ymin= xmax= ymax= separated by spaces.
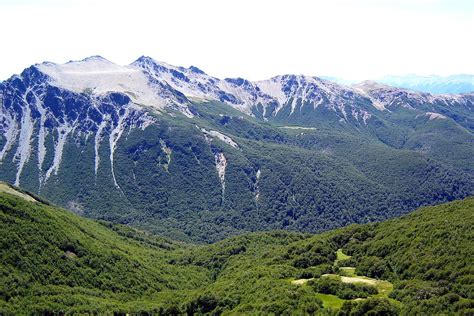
xmin=0 ymin=56 xmax=473 ymax=242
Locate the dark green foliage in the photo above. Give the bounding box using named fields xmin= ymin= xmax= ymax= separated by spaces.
xmin=0 ymin=185 xmax=472 ymax=315
xmin=355 ymin=256 xmax=391 ymax=279
xmin=185 ymin=293 xmax=221 ymax=314
xmin=341 ymin=197 xmax=474 ymax=314
xmin=0 ymin=190 xmax=211 ymax=313
xmin=338 ymin=298 xmax=399 ymax=316
xmin=295 ymin=264 xmax=334 ymax=279
xmin=287 ymin=238 xmax=336 ymax=268
xmin=2 ymin=99 xmax=472 ymax=243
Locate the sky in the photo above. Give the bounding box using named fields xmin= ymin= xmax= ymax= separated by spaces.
xmin=0 ymin=0 xmax=473 ymax=81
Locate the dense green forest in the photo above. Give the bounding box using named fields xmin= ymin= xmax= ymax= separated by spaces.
xmin=0 ymin=183 xmax=472 ymax=314
xmin=1 ymin=94 xmax=472 ymax=243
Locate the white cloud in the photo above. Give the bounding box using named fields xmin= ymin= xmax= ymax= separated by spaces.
xmin=0 ymin=0 xmax=472 ymax=81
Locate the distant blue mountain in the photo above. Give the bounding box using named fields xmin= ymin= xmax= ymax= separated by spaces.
xmin=378 ymin=75 xmax=474 ymax=94
xmin=322 ymin=75 xmax=474 ymax=94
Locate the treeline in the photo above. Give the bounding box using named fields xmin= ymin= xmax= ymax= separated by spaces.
xmin=10 ymin=99 xmax=473 ymax=244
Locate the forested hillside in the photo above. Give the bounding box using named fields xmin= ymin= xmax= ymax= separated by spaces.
xmin=1 ymin=57 xmax=473 ymax=242
xmin=1 ymin=183 xmax=472 ymax=314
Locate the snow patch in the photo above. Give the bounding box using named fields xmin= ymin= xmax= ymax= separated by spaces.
xmin=37 ymin=57 xmax=168 ymax=110
xmin=160 ymin=139 xmax=172 ymax=172
xmin=214 ymin=152 xmax=227 ymax=198
xmin=255 ymin=169 xmax=261 ymax=201
xmin=201 ymin=128 xmax=239 ymax=149
xmin=13 ymin=92 xmax=35 ymax=186
xmin=280 ymin=126 xmax=316 ymax=130
xmin=108 ymin=107 xmax=130 ymax=190
xmin=361 ymin=111 xmax=371 ymax=124
xmin=354 ymin=87 xmax=387 ymax=111
xmin=426 ymin=112 xmax=447 ymax=120
xmin=34 ymin=93 xmax=48 ymax=181
xmin=94 ymin=116 xmax=108 ymax=179
xmin=351 ymin=108 xmax=372 ymax=125
xmin=0 ymin=113 xmax=18 ymax=163
xmin=138 ymin=114 xmax=155 ymax=130
xmin=255 ymin=78 xmax=287 ymax=113
xmin=43 ymin=124 xmax=73 ymax=184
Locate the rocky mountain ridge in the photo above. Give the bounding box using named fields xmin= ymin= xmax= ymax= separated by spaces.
xmin=0 ymin=56 xmax=472 ymax=242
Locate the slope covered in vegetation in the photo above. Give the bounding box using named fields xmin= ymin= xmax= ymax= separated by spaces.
xmin=1 ymin=79 xmax=472 ymax=244
xmin=0 ymin=183 xmax=211 ymax=313
xmin=0 ymin=183 xmax=472 ymax=314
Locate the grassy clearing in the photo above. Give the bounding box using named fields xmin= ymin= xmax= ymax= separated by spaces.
xmin=322 ymin=274 xmax=394 ymax=298
xmin=339 ymin=275 xmax=377 ymax=286
xmin=339 ymin=267 xmax=356 ymax=277
xmin=291 ymin=278 xmax=314 ymax=285
xmin=0 ymin=183 xmax=37 ymax=202
xmin=371 ymin=279 xmax=394 ymax=298
xmin=315 ymin=293 xmax=345 ymax=310
xmin=336 ymin=248 xmax=351 ymax=261
xmin=332 ymin=249 xmax=394 ymax=298
xmin=290 ymin=248 xmax=397 ymax=312
xmin=279 ymin=126 xmax=317 ymax=130
xmin=335 ymin=248 xmax=352 ymax=268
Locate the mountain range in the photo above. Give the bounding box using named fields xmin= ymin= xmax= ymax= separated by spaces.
xmin=0 ymin=56 xmax=473 ymax=242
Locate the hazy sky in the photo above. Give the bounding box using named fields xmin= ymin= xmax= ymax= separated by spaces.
xmin=0 ymin=0 xmax=473 ymax=81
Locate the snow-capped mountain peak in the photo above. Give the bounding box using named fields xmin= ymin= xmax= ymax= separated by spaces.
xmin=31 ymin=56 xmax=423 ymax=121
xmin=131 ymin=56 xmax=260 ymax=114
xmin=1 ymin=55 xmax=472 ymax=192
xmin=36 ymin=56 xmax=169 ymax=109
xmin=8 ymin=55 xmax=472 ymax=124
